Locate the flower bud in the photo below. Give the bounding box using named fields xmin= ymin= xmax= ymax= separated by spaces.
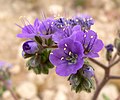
xmin=105 ymin=44 xmax=114 ymax=61
xmin=82 ymin=65 xmax=94 ymax=79
xmin=114 ymin=38 xmax=120 ymax=55
xmin=23 ymin=40 xmax=38 ymax=54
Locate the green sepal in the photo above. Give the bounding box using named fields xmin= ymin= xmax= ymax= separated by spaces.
xmin=23 ymin=52 xmax=35 ymax=59
xmin=41 ymin=65 xmax=49 ymax=74
xmin=45 ymin=38 xmax=53 ymax=46
xmin=106 ymin=51 xmax=112 ymax=61
xmin=33 ymin=66 xmax=41 ymax=74
xmin=26 ymin=49 xmax=54 ymax=74
xmin=34 ymin=36 xmax=42 ymax=45
xmin=47 ymin=62 xmax=54 ymax=68
xmin=26 ymin=56 xmax=38 ymax=68
xmin=68 ymin=69 xmax=95 ymax=93
xmin=114 ymin=38 xmax=120 ymax=55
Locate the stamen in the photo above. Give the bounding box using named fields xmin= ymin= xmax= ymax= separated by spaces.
xmin=64 ymin=22 xmax=67 ymax=25
xmin=89 ymin=18 xmax=93 ymax=20
xmin=51 ymin=22 xmax=54 ymax=24
xmin=63 ymin=28 xmax=65 ymax=31
xmin=64 ymin=48 xmax=66 ymax=50
xmin=87 ymin=18 xmax=90 ymax=21
xmin=61 ymin=57 xmax=64 ymax=60
xmin=60 ymin=25 xmax=63 ymax=28
xmin=76 ymin=19 xmax=79 ymax=22
xmin=90 ymin=36 xmax=94 ymax=38
xmin=50 ymin=52 xmax=53 ymax=55
xmin=83 ymin=18 xmax=86 ymax=22
xmin=65 ymin=44 xmax=67 ymax=47
xmin=84 ymin=34 xmax=87 ymax=38
xmin=69 ymin=51 xmax=72 ymax=55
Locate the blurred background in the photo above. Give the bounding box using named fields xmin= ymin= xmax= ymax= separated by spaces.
xmin=0 ymin=0 xmax=120 ymax=100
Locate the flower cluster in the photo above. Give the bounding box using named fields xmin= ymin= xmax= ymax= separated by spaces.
xmin=17 ymin=14 xmax=104 ymax=92
xmin=0 ymin=61 xmax=12 ymax=96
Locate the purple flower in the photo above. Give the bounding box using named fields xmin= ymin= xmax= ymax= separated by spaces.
xmin=37 ymin=18 xmax=55 ymax=39
xmin=105 ymin=44 xmax=114 ymax=52
xmin=22 ymin=40 xmax=38 ymax=54
xmin=82 ymin=66 xmax=94 ymax=79
xmin=49 ymin=38 xmax=84 ymax=76
xmin=17 ymin=18 xmax=40 ymax=38
xmin=0 ymin=61 xmax=6 ymax=69
xmin=0 ymin=61 xmax=12 ymax=70
xmin=53 ymin=17 xmax=69 ymax=29
xmin=73 ymin=14 xmax=94 ymax=31
xmin=52 ymin=25 xmax=81 ymax=43
xmin=70 ymin=30 xmax=104 ymax=58
xmin=68 ymin=19 xmax=76 ymax=26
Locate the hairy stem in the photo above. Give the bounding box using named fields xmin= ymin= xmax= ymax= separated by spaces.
xmin=109 ymin=76 xmax=120 ymax=79
xmin=109 ymin=57 xmax=120 ymax=68
xmin=112 ymin=52 xmax=118 ymax=62
xmin=92 ymin=68 xmax=110 ymax=100
xmin=89 ymin=58 xmax=107 ymax=69
xmin=92 ymin=77 xmax=108 ymax=100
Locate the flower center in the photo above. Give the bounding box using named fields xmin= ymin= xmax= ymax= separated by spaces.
xmin=66 ymin=52 xmax=78 ymax=65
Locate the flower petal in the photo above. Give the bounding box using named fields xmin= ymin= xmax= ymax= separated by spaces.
xmin=91 ymin=39 xmax=104 ymax=52
xmin=49 ymin=49 xmax=67 ymax=66
xmin=56 ymin=57 xmax=83 ymax=76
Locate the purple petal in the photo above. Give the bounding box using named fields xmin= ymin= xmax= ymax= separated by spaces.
xmin=49 ymin=49 xmax=67 ymax=66
xmin=72 ymin=25 xmax=81 ymax=32
xmin=56 ymin=57 xmax=83 ymax=76
xmin=58 ymin=38 xmax=74 ymax=49
xmin=91 ymin=39 xmax=104 ymax=52
xmin=71 ymin=41 xmax=83 ymax=57
xmin=52 ymin=31 xmax=65 ymax=43
xmin=70 ymin=31 xmax=84 ymax=42
xmin=17 ymin=33 xmax=36 ymax=38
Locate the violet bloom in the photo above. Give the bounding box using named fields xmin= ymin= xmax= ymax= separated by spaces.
xmin=37 ymin=18 xmax=55 ymax=39
xmin=22 ymin=40 xmax=38 ymax=54
xmin=53 ymin=17 xmax=69 ymax=30
xmin=52 ymin=25 xmax=81 ymax=43
xmin=0 ymin=61 xmax=6 ymax=69
xmin=0 ymin=61 xmax=12 ymax=70
xmin=49 ymin=38 xmax=84 ymax=76
xmin=70 ymin=30 xmax=104 ymax=58
xmin=73 ymin=14 xmax=94 ymax=31
xmin=17 ymin=18 xmax=40 ymax=38
xmin=83 ymin=66 xmax=94 ymax=79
